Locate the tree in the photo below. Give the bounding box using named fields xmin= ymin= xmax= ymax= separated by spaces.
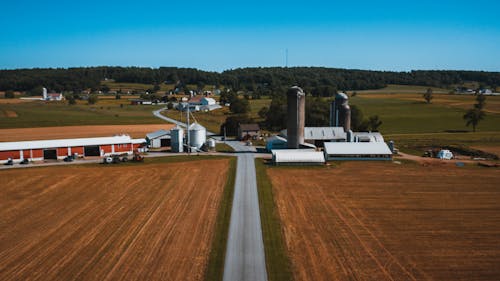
xmin=367 ymin=115 xmax=382 ymax=131
xmin=67 ymin=95 xmax=76 ymax=105
xmin=423 ymin=88 xmax=433 ymax=104
xmin=474 ymin=93 xmax=486 ymax=110
xmin=230 ymin=98 xmax=250 ymax=114
xmin=463 ymin=109 xmax=485 ymax=132
xmin=4 ymin=90 xmax=14 ymax=99
xmin=88 ymin=94 xmax=98 ymax=105
xmin=167 ymin=102 xmax=174 ymax=109
xmin=115 ymin=94 xmax=121 ymax=100
xmin=258 ymin=106 xmax=269 ymax=119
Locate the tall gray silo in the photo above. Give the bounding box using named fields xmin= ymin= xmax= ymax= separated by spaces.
xmin=287 ymin=86 xmax=305 ymax=149
xmin=171 ymin=125 xmax=184 ymax=152
xmin=330 ymin=92 xmax=351 ymax=132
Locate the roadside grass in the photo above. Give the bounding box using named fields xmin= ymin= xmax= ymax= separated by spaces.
xmin=205 ymin=157 xmax=237 ymax=281
xmin=255 ymin=158 xmax=293 ymax=281
xmin=215 ymin=142 xmax=235 ymax=153
xmin=0 ymin=100 xmax=165 ymax=128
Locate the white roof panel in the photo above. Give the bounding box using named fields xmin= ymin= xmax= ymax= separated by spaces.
xmin=324 ymin=142 xmax=392 ymax=155
xmin=281 ymin=127 xmax=346 ymax=140
xmin=146 ymin=129 xmax=170 ymax=139
xmin=273 ymin=150 xmax=325 ymax=163
xmin=0 ymin=135 xmax=140 ymax=151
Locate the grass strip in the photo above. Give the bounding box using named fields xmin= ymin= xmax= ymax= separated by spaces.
xmin=255 ymin=158 xmax=293 ymax=281
xmin=204 ymin=156 xmax=237 ymax=281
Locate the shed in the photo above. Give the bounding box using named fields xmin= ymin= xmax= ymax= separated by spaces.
xmin=146 ymin=129 xmax=171 ymax=148
xmin=272 ymin=149 xmax=325 ymax=165
xmin=238 ymin=123 xmax=261 ymax=140
xmin=324 ymin=142 xmax=392 ymax=161
xmin=201 ymin=97 xmax=216 ymax=105
xmin=353 ymin=132 xmax=385 ymax=142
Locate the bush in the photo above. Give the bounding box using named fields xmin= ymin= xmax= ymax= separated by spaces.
xmin=4 ymin=90 xmax=15 ymax=99
xmin=229 ymin=98 xmax=250 ymax=114
xmin=88 ymin=94 xmax=98 ymax=104
xmin=167 ymin=102 xmax=174 ymax=109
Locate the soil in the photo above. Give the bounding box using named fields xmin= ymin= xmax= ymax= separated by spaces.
xmin=0 ymin=159 xmax=229 ymax=281
xmin=0 ymin=124 xmax=174 ymax=141
xmin=2 ymin=110 xmax=18 ymax=117
xmin=268 ymin=162 xmax=500 ymax=281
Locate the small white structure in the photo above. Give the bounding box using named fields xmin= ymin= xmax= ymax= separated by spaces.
xmin=170 ymin=125 xmax=184 ymax=152
xmin=42 ymin=87 xmax=64 ymax=101
xmin=353 ymin=132 xmax=385 ymax=142
xmin=201 ymin=97 xmax=216 ymax=105
xmin=324 ymin=142 xmax=392 ymax=160
xmin=437 ymin=149 xmax=453 ymax=160
xmin=188 ymin=123 xmax=206 ymax=150
xmin=272 ymin=149 xmax=325 ymax=165
xmin=266 ymin=135 xmax=288 ymax=151
xmin=146 ymin=129 xmax=171 ymax=148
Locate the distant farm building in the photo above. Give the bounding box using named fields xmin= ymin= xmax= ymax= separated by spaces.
xmin=323 ymin=142 xmax=392 ymax=161
xmin=281 ymin=127 xmax=347 ymax=147
xmin=238 ymin=123 xmax=260 ymax=140
xmin=146 ymin=129 xmax=171 ymax=148
xmin=266 ymin=135 xmax=288 ymax=151
xmin=0 ymin=135 xmax=145 ymax=163
xmin=130 ymin=99 xmax=152 ymax=105
xmin=42 ymin=87 xmax=64 ymax=101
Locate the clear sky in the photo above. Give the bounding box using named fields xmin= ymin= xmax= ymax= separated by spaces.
xmin=1 ymin=0 xmax=499 ymax=72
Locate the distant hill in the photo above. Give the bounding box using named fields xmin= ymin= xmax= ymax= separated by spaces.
xmin=1 ymin=66 xmax=498 ymax=94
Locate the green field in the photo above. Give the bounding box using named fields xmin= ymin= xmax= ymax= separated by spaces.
xmin=0 ymin=100 xmax=165 ymax=128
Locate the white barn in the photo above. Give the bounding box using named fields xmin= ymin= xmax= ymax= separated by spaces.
xmin=272 ymin=149 xmax=325 ymax=165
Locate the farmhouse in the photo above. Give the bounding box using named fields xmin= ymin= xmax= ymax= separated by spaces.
xmin=42 ymin=87 xmax=64 ymax=101
xmin=0 ymin=135 xmax=145 ymax=163
xmin=146 ymin=129 xmax=171 ymax=148
xmin=238 ymin=123 xmax=260 ymax=140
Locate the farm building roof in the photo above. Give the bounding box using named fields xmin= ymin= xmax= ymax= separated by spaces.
xmin=324 ymin=142 xmax=392 ymax=156
xmin=146 ymin=129 xmax=171 ymax=140
xmin=239 ymin=123 xmax=260 ymax=131
xmin=272 ymin=149 xmax=325 ymax=164
xmin=280 ymin=127 xmax=346 ymax=140
xmin=353 ymin=132 xmax=385 ymax=142
xmin=0 ymin=135 xmax=145 ymax=151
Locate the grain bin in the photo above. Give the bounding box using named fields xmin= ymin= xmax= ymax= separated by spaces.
xmin=171 ymin=125 xmax=184 ymax=152
xmin=287 ymin=86 xmax=305 ymax=149
xmin=330 ymin=92 xmax=351 ymax=132
xmin=207 ymin=138 xmax=216 ymax=151
xmin=188 ymin=123 xmax=206 ymax=150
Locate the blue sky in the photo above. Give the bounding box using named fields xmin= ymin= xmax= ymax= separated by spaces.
xmin=1 ymin=0 xmax=499 ymax=72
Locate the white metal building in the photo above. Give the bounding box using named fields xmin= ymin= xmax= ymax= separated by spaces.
xmin=352 ymin=132 xmax=385 ymax=142
xmin=201 ymin=97 xmax=216 ymax=105
xmin=266 ymin=135 xmax=288 ymax=151
xmin=323 ymin=142 xmax=392 ymax=160
xmin=146 ymin=129 xmax=171 ymax=148
xmin=272 ymin=149 xmax=325 ymax=165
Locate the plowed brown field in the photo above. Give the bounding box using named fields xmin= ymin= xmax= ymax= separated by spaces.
xmin=0 ymin=158 xmax=229 ymax=280
xmin=268 ymin=162 xmax=500 ymax=281
xmin=0 ymin=124 xmax=173 ymax=141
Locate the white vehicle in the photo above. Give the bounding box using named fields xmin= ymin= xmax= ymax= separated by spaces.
xmin=437 ymin=149 xmax=453 ymax=160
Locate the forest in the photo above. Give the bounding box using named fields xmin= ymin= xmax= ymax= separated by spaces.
xmin=1 ymin=66 xmax=499 ymax=95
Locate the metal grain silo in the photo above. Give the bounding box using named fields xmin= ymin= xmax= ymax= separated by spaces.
xmin=170 ymin=125 xmax=184 ymax=152
xmin=330 ymin=92 xmax=351 ymax=132
xmin=287 ymin=86 xmax=305 ymax=149
xmin=188 ymin=123 xmax=206 ymax=150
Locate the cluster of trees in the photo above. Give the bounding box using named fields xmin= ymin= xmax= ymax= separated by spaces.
xmin=1 ymin=67 xmax=499 ymax=95
xmin=256 ymin=96 xmax=382 ymax=132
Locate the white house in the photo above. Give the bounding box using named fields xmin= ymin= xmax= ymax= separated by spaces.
xmin=201 ymin=97 xmax=216 ymax=105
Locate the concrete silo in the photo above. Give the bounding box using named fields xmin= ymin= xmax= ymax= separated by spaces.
xmin=170 ymin=125 xmax=184 ymax=152
xmin=287 ymin=86 xmax=305 ymax=149
xmin=330 ymin=92 xmax=351 ymax=132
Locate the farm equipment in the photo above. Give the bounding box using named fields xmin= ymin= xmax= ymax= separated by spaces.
xmin=132 ymin=150 xmax=144 ymax=162
xmin=102 ymin=153 xmax=130 ymax=164
xmin=4 ymin=158 xmax=14 ymax=165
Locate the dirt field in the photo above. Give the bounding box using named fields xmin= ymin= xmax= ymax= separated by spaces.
xmin=0 ymin=158 xmax=229 ymax=280
xmin=2 ymin=110 xmax=18 ymax=117
xmin=268 ymin=162 xmax=500 ymax=281
xmin=472 ymin=145 xmax=500 ymax=158
xmin=0 ymin=124 xmax=174 ymax=141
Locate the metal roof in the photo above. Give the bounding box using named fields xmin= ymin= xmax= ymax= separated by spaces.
xmin=146 ymin=129 xmax=171 ymax=139
xmin=272 ymin=150 xmax=325 ymax=163
xmin=353 ymin=132 xmax=385 ymax=142
xmin=189 ymin=123 xmax=206 ymax=131
xmin=324 ymin=142 xmax=392 ymax=155
xmin=0 ymin=135 xmax=142 ymax=151
xmin=281 ymin=127 xmax=346 ymax=140
xmin=240 ymin=123 xmax=260 ymax=131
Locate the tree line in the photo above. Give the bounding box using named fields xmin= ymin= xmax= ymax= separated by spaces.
xmin=1 ymin=66 xmax=499 ymax=94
